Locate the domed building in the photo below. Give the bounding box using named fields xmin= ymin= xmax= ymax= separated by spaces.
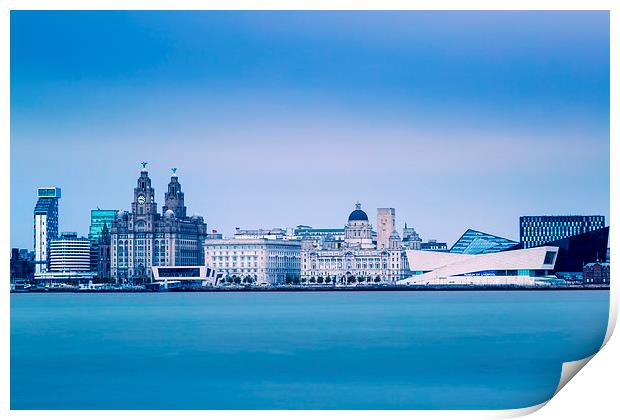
xmin=110 ymin=165 xmax=207 ymax=282
xmin=344 ymin=202 xmax=374 ymax=249
xmin=300 ymin=203 xmax=410 ymax=284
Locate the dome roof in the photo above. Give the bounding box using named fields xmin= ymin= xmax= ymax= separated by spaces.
xmin=348 ymin=202 xmax=368 ymax=222
xmin=164 ymin=209 xmax=175 ymax=219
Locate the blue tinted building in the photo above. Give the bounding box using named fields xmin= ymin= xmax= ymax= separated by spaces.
xmin=33 ymin=187 xmax=61 ymax=275
xmin=450 ymin=229 xmax=518 ymax=254
xmin=520 ymin=215 xmax=605 ymax=249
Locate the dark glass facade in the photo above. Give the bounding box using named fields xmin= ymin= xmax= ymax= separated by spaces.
xmin=520 ymin=215 xmax=605 ymax=249
xmin=450 ymin=229 xmax=518 ymax=254
xmin=509 ymin=227 xmax=609 ymax=274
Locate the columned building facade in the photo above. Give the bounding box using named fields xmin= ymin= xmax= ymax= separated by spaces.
xmin=301 ymin=203 xmax=409 ymax=283
xmin=111 ymin=166 xmax=207 ymax=282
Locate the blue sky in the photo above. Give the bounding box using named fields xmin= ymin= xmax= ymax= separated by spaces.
xmin=10 ymin=11 xmax=610 ymax=249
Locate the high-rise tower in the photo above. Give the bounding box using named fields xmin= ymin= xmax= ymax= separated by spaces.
xmin=33 ymin=187 xmax=61 ymax=275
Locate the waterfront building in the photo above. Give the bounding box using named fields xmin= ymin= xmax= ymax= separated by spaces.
xmin=450 ymin=229 xmax=518 ymax=254
xmin=33 ymin=187 xmax=61 ymax=275
xmin=149 ymin=266 xmax=221 ymax=290
xmin=583 ymin=261 xmax=610 ymax=284
xmin=519 ymin=215 xmax=605 ymax=248
xmin=204 ymin=238 xmax=301 ymax=285
xmin=300 ymin=203 xmax=409 ymax=283
xmin=420 ymin=239 xmax=448 ymax=252
xmin=110 ymin=165 xmax=208 ymax=282
xmin=399 ymin=246 xmax=562 ymax=287
xmin=34 ymin=232 xmax=96 ymax=282
xmin=376 ymin=208 xmax=396 ymax=250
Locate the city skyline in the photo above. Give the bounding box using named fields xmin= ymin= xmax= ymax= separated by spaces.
xmin=11 ymin=11 xmax=610 ymax=249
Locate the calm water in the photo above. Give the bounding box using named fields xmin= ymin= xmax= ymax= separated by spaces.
xmin=11 ymin=290 xmax=609 ymax=410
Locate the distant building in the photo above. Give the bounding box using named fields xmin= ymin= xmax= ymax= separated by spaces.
xmin=96 ymin=223 xmax=112 ymax=279
xmin=520 ymin=215 xmax=605 ymax=248
xmin=233 ymin=227 xmax=287 ymax=240
xmin=204 ymin=238 xmax=301 ymax=285
xmin=33 ymin=187 xmax=61 ymax=275
xmin=300 ymin=203 xmax=409 ymax=283
xmin=450 ymin=229 xmax=518 ymax=254
xmin=420 ymin=240 xmax=448 ymax=252
xmin=89 ymin=209 xmax=118 ymax=242
xmin=89 ymin=209 xmax=117 ymax=274
xmin=583 ymin=262 xmax=610 ymax=284
xmin=35 ymin=232 xmax=95 ymax=282
xmin=402 ymin=223 xmax=422 ymax=250
xmin=292 ymin=226 xmax=345 ymax=249
xmin=10 ymin=248 xmax=34 ymax=282
xmin=376 ymin=208 xmax=395 ymax=250
xmin=111 ymin=166 xmax=208 ymax=282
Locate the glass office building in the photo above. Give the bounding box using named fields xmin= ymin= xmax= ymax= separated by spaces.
xmin=520 ymin=215 xmax=605 ymax=249
xmin=450 ymin=229 xmax=518 ymax=255
xmin=89 ymin=209 xmax=117 ymax=242
xmin=89 ymin=209 xmax=117 ymax=274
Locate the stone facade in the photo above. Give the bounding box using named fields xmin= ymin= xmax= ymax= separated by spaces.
xmin=204 ymin=238 xmax=301 ymax=285
xmin=110 ymin=166 xmax=207 ymax=282
xmin=376 ymin=208 xmax=395 ymax=250
xmin=301 ymin=203 xmax=409 ymax=283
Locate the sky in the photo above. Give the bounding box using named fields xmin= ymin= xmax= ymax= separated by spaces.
xmin=10 ymin=11 xmax=610 ymax=250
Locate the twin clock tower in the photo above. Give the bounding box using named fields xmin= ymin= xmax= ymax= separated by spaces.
xmin=111 ymin=163 xmax=207 ymax=282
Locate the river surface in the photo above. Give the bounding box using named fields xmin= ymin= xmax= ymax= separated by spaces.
xmin=10 ymin=290 xmax=609 ymax=409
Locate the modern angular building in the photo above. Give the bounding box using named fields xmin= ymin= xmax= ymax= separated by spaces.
xmin=399 ymin=246 xmax=562 ymax=287
xmin=110 ymin=165 xmax=208 ymax=282
xmin=510 ymin=226 xmax=609 ymax=275
xmin=520 ymin=215 xmax=605 ymax=248
xmin=450 ymin=229 xmax=518 ymax=254
xmin=33 ymin=187 xmax=61 ymax=275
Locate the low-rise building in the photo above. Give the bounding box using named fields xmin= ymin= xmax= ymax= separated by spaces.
xmin=399 ymin=246 xmax=562 ymax=287
xmin=583 ymin=262 xmax=610 ymax=284
xmin=204 ymin=238 xmax=301 ymax=285
xmin=35 ymin=232 xmax=96 ymax=282
xmin=420 ymin=239 xmax=448 ymax=252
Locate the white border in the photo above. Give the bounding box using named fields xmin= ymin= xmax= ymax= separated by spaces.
xmin=1 ymin=1 xmax=617 ymax=419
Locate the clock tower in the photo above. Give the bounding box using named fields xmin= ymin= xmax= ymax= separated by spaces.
xmin=162 ymin=167 xmax=187 ymax=218
xmin=131 ymin=162 xmax=157 ymax=229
